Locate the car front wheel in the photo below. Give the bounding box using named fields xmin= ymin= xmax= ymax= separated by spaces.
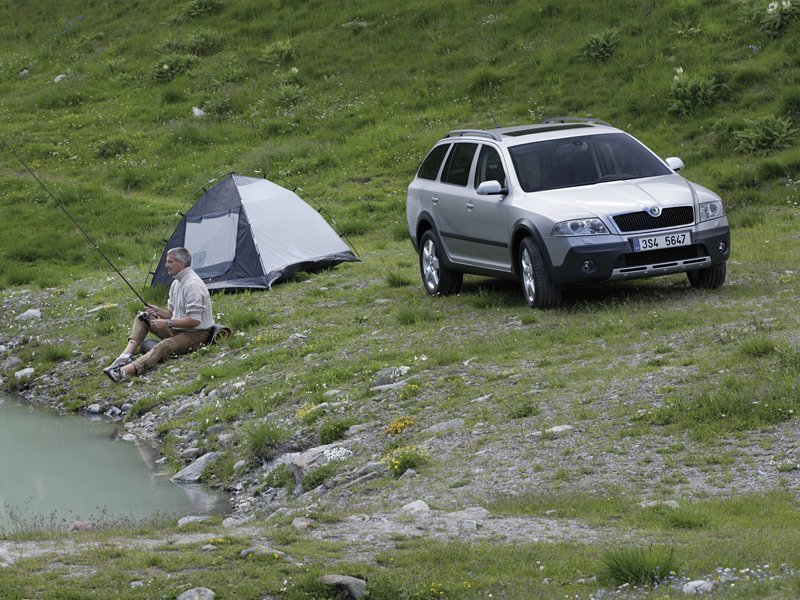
xmin=687 ymin=263 xmax=726 ymax=289
xmin=419 ymin=230 xmax=463 ymax=296
xmin=519 ymin=237 xmax=560 ymax=308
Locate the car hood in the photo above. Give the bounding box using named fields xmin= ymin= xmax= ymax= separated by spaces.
xmin=525 ymin=174 xmax=699 ymax=219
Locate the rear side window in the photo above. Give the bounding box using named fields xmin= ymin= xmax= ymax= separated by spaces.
xmin=417 ymin=144 xmax=450 ymax=180
xmin=441 ymin=143 xmax=477 ymax=187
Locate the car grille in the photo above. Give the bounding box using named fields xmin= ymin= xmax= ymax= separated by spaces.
xmin=613 ymin=206 xmax=694 ymax=233
xmin=617 ymin=244 xmax=705 ymax=268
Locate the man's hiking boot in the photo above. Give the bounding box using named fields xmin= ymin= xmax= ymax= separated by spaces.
xmin=104 ymin=366 xmax=126 ymax=382
xmin=105 ymin=355 xmax=133 ymax=370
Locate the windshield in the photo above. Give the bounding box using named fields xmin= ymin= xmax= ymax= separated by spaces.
xmin=508 ymin=133 xmax=672 ymax=193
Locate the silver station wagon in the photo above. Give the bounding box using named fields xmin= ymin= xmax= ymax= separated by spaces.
xmin=406 ymin=118 xmax=730 ymax=308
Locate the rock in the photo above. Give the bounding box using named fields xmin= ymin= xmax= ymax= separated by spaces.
xmin=53 ymin=74 xmax=66 ymax=83
xmin=371 ymin=366 xmax=410 ymax=387
xmin=234 ymin=459 xmax=247 ymax=471
xmin=177 ymin=587 xmax=215 ymax=600
xmin=682 ymin=580 xmax=717 ymax=594
xmin=319 ymin=574 xmax=367 ymax=599
xmin=2 ymin=356 xmax=22 ymax=370
xmin=14 ymin=367 xmax=34 ymax=380
xmin=639 ymin=500 xmax=680 ymax=509
xmin=130 ymin=581 xmax=145 ymax=588
xmin=18 ymin=69 xmax=29 ymax=79
xmin=170 ymin=452 xmax=220 ymax=483
xmin=222 ymin=514 xmax=254 ymax=528
xmin=121 ymin=403 xmax=133 ymax=412
xmin=177 ymin=515 xmax=210 ymax=527
xmin=69 ymin=520 xmax=94 ymax=532
xmin=292 ymin=517 xmax=315 ymax=531
xmin=240 ymin=545 xmax=286 ymax=559
xmin=86 ymin=403 xmax=103 ymax=414
xmin=16 ymin=308 xmax=42 ymax=320
xmin=400 ymin=500 xmax=430 ymax=512
xmin=289 ymin=443 xmax=344 ymax=480
xmin=545 ymin=424 xmax=574 ymax=437
xmin=121 ymin=434 xmax=137 ymax=443
xmin=450 ymin=506 xmax=491 ymax=521
xmin=207 ymin=424 xmax=224 ymax=435
xmin=399 ymin=468 xmax=417 ymax=479
xmin=422 ymin=418 xmax=464 ymax=435
xmin=180 ymin=447 xmax=203 ymax=460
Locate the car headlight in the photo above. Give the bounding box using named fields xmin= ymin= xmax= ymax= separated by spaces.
xmin=552 ymin=218 xmax=609 ymax=236
xmin=698 ymin=200 xmax=725 ymax=222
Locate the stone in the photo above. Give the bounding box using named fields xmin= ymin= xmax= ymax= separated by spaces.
xmin=16 ymin=308 xmax=42 ymax=320
xmin=1 ymin=356 xmax=22 ymax=370
xmin=130 ymin=581 xmax=145 ymax=588
xmin=177 ymin=587 xmax=215 ymax=600
xmin=86 ymin=404 xmax=103 ymax=414
xmin=240 ymin=545 xmax=286 ymax=559
xmin=422 ymin=418 xmax=464 ymax=435
xmin=178 ymin=515 xmax=210 ymax=527
xmin=121 ymin=434 xmax=137 ymax=443
xmin=221 ymin=514 xmax=254 ymax=528
xmin=400 ymin=500 xmax=430 ymax=512
xmin=170 ymin=452 xmax=220 ymax=483
xmin=180 ymin=447 xmax=203 ymax=460
xmin=69 ymin=520 xmax=94 ymax=532
xmin=639 ymin=500 xmax=680 ymax=509
xmin=292 ymin=517 xmax=314 ymax=531
xmin=121 ymin=403 xmax=133 ymax=412
xmin=450 ymin=506 xmax=491 ymax=521
xmin=14 ymin=367 xmax=34 ymax=380
xmin=682 ymin=580 xmax=717 ymax=594
xmin=319 ymin=574 xmax=367 ymax=599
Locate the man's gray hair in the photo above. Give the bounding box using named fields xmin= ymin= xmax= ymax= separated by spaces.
xmin=167 ymin=247 xmax=192 ymax=266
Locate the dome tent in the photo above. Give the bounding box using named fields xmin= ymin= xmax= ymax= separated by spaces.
xmin=150 ymin=174 xmax=358 ymax=291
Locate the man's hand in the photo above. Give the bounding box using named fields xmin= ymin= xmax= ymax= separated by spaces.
xmin=146 ymin=304 xmax=170 ymax=319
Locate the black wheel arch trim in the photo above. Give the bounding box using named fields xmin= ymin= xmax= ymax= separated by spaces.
xmin=511 ymin=219 xmax=556 ymax=279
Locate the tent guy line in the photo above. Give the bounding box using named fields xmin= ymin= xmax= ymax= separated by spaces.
xmin=4 ymin=143 xmax=149 ymax=307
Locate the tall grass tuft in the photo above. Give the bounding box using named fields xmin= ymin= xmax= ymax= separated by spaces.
xmin=601 ymin=546 xmax=679 ymax=586
xmin=244 ymin=421 xmax=289 ymax=462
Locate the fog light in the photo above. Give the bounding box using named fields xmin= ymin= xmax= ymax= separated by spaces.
xmin=581 ymin=260 xmax=596 ymax=273
xmin=718 ymin=241 xmax=728 ymax=254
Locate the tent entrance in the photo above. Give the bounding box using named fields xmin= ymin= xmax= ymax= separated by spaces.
xmin=184 ymin=210 xmax=240 ymax=279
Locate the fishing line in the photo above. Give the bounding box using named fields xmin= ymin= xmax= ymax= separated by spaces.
xmin=6 ymin=144 xmax=149 ymax=306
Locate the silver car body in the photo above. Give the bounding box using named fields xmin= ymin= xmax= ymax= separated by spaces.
xmin=406 ymin=120 xmax=730 ymax=305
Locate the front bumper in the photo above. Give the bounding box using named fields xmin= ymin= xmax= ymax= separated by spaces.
xmin=547 ymin=224 xmax=730 ymax=287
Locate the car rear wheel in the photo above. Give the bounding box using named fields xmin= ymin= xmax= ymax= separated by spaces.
xmin=419 ymin=230 xmax=463 ymax=296
xmin=519 ymin=237 xmax=560 ymax=308
xmin=687 ymin=263 xmax=726 ymax=289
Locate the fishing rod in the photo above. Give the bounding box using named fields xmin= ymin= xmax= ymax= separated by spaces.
xmin=6 ymin=144 xmax=149 ymax=307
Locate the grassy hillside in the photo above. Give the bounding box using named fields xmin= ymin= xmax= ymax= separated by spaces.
xmin=1 ymin=1 xmax=800 ymax=598
xmin=0 ymin=0 xmax=797 ymax=287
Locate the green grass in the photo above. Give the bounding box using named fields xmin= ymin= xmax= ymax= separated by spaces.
xmin=1 ymin=0 xmax=800 ymax=597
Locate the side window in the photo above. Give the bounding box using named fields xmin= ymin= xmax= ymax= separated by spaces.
xmin=417 ymin=144 xmax=450 ymax=180
xmin=474 ymin=145 xmax=506 ymax=188
xmin=441 ymin=143 xmax=477 ymax=187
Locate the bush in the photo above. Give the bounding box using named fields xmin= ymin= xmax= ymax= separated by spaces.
xmin=264 ymin=463 xmax=295 ymax=491
xmin=782 ymin=89 xmax=800 ymax=122
xmin=579 ymin=29 xmax=620 ymax=63
xmin=96 ymin=139 xmax=130 ymax=159
xmin=734 ymin=115 xmax=794 ymax=156
xmin=758 ymin=0 xmax=800 ymax=36
xmin=261 ymin=40 xmax=295 ymax=68
xmin=382 ymin=445 xmax=429 ymax=478
xmin=601 ymin=546 xmax=679 ymax=586
xmin=152 ymin=53 xmax=197 ymax=82
xmin=669 ymin=69 xmax=719 ymax=116
xmin=301 ymin=462 xmax=339 ymax=491
xmin=244 ymin=421 xmax=289 ymax=462
xmin=319 ymin=418 xmax=355 ymax=445
xmin=173 ymin=0 xmax=223 ymax=24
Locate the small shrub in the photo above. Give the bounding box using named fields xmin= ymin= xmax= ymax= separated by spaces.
xmin=265 ymin=464 xmax=295 ymax=491
xmin=758 ymin=0 xmax=800 ymax=36
xmin=739 ymin=335 xmax=778 ymax=358
xmin=467 ymin=68 xmax=503 ymax=97
xmin=96 ymin=139 xmax=130 ymax=159
xmin=261 ymin=39 xmax=295 ymax=67
xmin=601 ymin=546 xmax=679 ymax=586
xmin=663 ymin=505 xmax=711 ymax=529
xmin=186 ymin=30 xmax=223 ymax=56
xmin=508 ymin=398 xmax=540 ymax=419
xmin=244 ymin=421 xmax=289 ymax=462
xmin=579 ymin=29 xmax=620 ymax=63
xmin=301 ymin=462 xmax=339 ymax=491
xmin=385 ymin=415 xmax=414 ymax=435
xmin=781 ymin=89 xmax=800 ymax=122
xmin=39 ymin=344 xmax=71 ymax=364
xmin=669 ymin=68 xmax=719 ymax=116
xmin=319 ymin=418 xmax=355 ymax=445
xmin=152 ymin=53 xmax=197 ymax=82
xmin=733 ymin=115 xmax=794 ymax=156
xmin=173 ymin=0 xmax=223 ymax=23
xmin=384 ymin=270 xmax=412 ymax=287
xmin=382 ymin=445 xmax=429 ymax=478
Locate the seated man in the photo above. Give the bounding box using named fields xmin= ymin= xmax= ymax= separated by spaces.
xmin=104 ymin=247 xmax=214 ymax=382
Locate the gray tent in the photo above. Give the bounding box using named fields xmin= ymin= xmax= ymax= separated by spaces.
xmin=151 ymin=174 xmax=357 ymax=291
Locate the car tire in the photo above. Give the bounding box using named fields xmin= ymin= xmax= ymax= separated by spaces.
xmin=519 ymin=237 xmax=561 ymax=308
xmin=419 ymin=230 xmax=463 ymax=296
xmin=687 ymin=263 xmax=726 ymax=289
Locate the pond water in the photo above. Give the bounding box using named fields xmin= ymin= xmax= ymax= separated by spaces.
xmin=0 ymin=393 xmax=225 ymax=531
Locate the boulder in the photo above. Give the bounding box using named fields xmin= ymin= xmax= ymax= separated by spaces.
xmin=177 ymin=588 xmax=215 ymax=600
xmin=319 ymin=575 xmax=367 ymax=599
xmin=171 ymin=452 xmax=220 ymax=483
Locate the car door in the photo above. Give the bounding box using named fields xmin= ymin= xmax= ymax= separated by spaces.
xmin=432 ymin=142 xmax=479 ymax=262
xmin=460 ymin=144 xmax=511 ymax=271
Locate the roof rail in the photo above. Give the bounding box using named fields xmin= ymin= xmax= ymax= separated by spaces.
xmin=445 ymin=129 xmax=503 ymax=141
xmin=542 ymin=116 xmax=611 ymax=126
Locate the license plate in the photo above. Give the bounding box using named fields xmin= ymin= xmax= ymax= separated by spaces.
xmin=632 ymin=231 xmax=691 ymax=252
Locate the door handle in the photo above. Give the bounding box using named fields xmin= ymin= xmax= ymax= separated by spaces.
xmin=431 ymin=196 xmax=439 ymax=205
xmin=466 ymin=201 xmax=474 ymax=210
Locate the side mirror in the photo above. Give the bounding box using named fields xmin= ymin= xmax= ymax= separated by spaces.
xmin=476 ymin=180 xmax=508 ymax=196
xmin=665 ymin=157 xmax=684 ymax=172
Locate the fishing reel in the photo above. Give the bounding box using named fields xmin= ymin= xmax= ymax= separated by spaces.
xmin=136 ymin=310 xmax=150 ymax=325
